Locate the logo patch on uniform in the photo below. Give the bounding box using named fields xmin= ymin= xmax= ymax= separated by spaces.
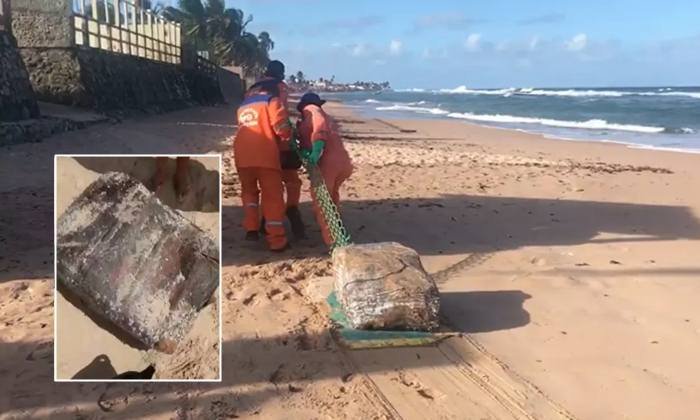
xmin=239 ymin=108 xmax=259 ymax=127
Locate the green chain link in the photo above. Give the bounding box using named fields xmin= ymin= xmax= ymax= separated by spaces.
xmin=299 ymin=154 xmax=352 ymax=251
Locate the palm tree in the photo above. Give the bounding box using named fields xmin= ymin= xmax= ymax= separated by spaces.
xmin=161 ymin=0 xmax=273 ymax=74
xmin=161 ymin=0 xmax=208 ymax=53
xmin=257 ymin=31 xmax=274 ymax=53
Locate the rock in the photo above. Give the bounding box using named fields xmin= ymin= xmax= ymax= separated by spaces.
xmin=332 ymin=242 xmax=440 ymax=331
xmin=57 ymin=172 xmax=218 ymax=351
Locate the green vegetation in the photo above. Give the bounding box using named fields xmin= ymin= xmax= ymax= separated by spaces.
xmin=159 ymin=0 xmax=273 ymax=74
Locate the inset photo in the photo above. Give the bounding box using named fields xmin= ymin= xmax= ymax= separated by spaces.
xmin=54 ymin=155 xmax=221 ymax=381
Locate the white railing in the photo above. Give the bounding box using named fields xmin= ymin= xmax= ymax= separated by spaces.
xmin=72 ymin=0 xmax=181 ymax=64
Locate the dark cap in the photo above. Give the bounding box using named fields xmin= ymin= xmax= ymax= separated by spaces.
xmin=297 ymin=92 xmax=327 ymax=112
xmin=264 ymin=60 xmax=285 ymax=80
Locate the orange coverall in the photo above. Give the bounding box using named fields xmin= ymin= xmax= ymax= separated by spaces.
xmin=247 ymin=78 xmax=301 ymax=208
xmin=297 ymin=105 xmax=353 ymax=246
xmin=234 ymin=93 xmax=292 ymax=250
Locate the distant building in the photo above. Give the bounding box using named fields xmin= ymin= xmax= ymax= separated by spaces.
xmin=288 ymin=76 xmax=390 ymax=93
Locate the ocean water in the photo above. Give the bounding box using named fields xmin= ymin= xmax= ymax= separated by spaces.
xmin=326 ymin=87 xmax=700 ymax=153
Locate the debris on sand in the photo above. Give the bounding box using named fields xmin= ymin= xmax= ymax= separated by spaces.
xmin=332 ymin=242 xmax=440 ymax=331
xmin=57 ymin=172 xmax=219 ymax=352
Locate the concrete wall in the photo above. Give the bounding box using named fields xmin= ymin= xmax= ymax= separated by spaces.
xmin=217 ymin=67 xmax=244 ymax=105
xmin=0 ymin=30 xmax=39 ymax=121
xmin=225 ymin=65 xmax=256 ymax=91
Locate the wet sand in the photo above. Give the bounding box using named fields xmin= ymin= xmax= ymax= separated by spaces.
xmin=1 ymin=102 xmax=699 ymax=418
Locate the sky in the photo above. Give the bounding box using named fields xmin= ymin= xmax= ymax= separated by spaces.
xmin=162 ymin=0 xmax=700 ymax=89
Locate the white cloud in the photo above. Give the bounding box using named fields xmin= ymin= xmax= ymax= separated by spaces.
xmin=351 ymin=43 xmax=367 ymax=56
xmin=389 ymin=39 xmax=403 ymax=56
xmin=566 ymin=33 xmax=588 ymax=51
xmin=464 ymin=33 xmax=482 ymax=52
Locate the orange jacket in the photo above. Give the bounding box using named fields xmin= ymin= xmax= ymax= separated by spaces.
xmin=234 ymin=93 xmax=292 ymax=170
xmin=247 ymin=77 xmax=289 ymax=110
xmin=297 ymin=105 xmax=352 ymax=172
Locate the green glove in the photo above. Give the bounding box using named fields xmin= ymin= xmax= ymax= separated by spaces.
xmin=307 ymin=141 xmax=325 ymax=166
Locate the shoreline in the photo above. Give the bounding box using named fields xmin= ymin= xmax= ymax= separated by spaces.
xmin=328 ymin=92 xmax=700 ymax=155
xmin=325 ymin=100 xmax=700 ymax=165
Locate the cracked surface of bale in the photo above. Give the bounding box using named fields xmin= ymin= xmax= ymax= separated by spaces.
xmin=332 ymin=242 xmax=440 ymax=331
xmin=56 ymin=172 xmax=219 ymax=350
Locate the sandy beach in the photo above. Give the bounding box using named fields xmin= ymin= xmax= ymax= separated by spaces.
xmin=1 ymin=101 xmax=699 ymax=418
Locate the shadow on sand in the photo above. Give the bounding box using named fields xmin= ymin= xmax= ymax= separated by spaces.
xmin=220 ymin=193 xmax=700 ymax=267
xmin=3 ymin=190 xmax=700 ymax=283
xmin=4 ymin=287 xmax=528 ymax=416
xmin=71 ymin=355 xmax=118 ymax=380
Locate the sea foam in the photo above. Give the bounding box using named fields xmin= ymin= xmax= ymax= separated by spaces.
xmin=436 ymin=86 xmax=700 ymax=99
xmin=376 ymin=104 xmax=450 ymax=115
xmin=445 ymin=112 xmax=665 ymax=133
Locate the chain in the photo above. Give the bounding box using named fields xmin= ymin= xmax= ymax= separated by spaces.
xmin=302 ymin=159 xmax=352 ymax=251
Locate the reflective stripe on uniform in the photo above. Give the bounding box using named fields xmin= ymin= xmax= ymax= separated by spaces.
xmin=266 ymin=220 xmax=284 ymax=226
xmin=245 ymin=203 xmax=259 ymax=207
xmin=241 ymin=94 xmax=272 ymax=107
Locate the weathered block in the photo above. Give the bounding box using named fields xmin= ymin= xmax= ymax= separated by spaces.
xmin=57 ymin=172 xmax=219 ymax=351
xmin=332 ymin=242 xmax=440 ymax=331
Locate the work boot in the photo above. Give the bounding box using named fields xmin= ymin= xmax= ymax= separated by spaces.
xmin=245 ymin=231 xmax=259 ymax=241
xmin=286 ymin=206 xmax=306 ymax=239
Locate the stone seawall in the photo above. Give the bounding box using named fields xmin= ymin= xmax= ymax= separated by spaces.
xmin=0 ymin=30 xmax=38 ymax=121
xmin=10 ymin=0 xmax=235 ymax=116
xmin=20 ymin=47 xmax=201 ymax=113
xmin=12 ymin=0 xmax=73 ymax=49
xmin=185 ymin=68 xmax=223 ymax=106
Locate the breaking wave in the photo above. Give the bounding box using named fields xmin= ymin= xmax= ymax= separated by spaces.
xmin=445 ymin=112 xmax=665 ymax=133
xmin=437 ymin=85 xmax=700 ymax=99
xmin=375 ymin=104 xmax=449 ymax=115
xmin=439 ymin=86 xmax=516 ymax=95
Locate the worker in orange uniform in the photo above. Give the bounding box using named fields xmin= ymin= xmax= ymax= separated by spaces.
xmin=234 ymin=83 xmax=293 ymax=252
xmin=296 ymin=93 xmax=353 ymax=247
xmin=248 ymin=60 xmax=305 ymax=238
